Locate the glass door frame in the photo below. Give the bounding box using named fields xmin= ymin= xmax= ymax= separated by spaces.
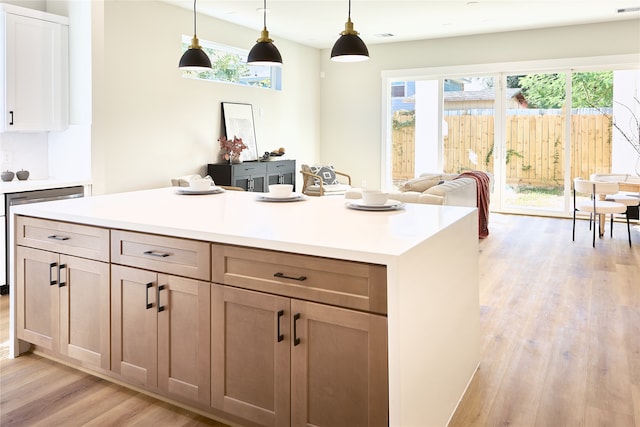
xmin=381 ymin=54 xmax=640 ymax=217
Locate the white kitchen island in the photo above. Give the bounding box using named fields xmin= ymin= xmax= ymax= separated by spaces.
xmin=10 ymin=187 xmax=480 ymax=427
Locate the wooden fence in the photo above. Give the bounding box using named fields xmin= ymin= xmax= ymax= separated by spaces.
xmin=392 ymin=114 xmax=613 ymax=186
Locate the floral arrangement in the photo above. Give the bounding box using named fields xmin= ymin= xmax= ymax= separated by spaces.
xmin=218 ymin=136 xmax=247 ymax=161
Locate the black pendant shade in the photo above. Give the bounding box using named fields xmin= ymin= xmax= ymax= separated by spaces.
xmin=331 ymin=0 xmax=369 ymax=62
xmin=247 ymin=0 xmax=282 ymax=66
xmin=179 ymin=0 xmax=211 ymax=70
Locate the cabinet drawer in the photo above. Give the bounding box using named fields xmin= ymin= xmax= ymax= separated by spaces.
xmin=233 ymin=162 xmax=267 ymax=176
xmin=211 ymin=244 xmax=387 ymax=314
xmin=16 ymin=216 xmax=109 ymax=262
xmin=266 ymin=160 xmax=294 ymax=173
xmin=111 ymin=230 xmax=210 ymax=280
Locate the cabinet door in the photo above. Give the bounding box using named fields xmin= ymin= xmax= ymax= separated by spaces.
xmin=157 ymin=274 xmax=210 ymax=405
xmin=111 ymin=265 xmax=158 ymax=387
xmin=59 ymin=255 xmax=110 ymax=370
xmin=291 ymin=301 xmax=389 ymax=427
xmin=16 ymin=246 xmax=59 ymax=351
xmin=211 ymin=284 xmax=291 ymax=427
xmin=4 ymin=13 xmax=68 ymax=132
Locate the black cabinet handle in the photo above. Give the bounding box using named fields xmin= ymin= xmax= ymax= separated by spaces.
xmin=145 ymin=282 xmax=153 ymax=309
xmin=293 ymin=313 xmax=301 ymax=346
xmin=157 ymin=285 xmax=165 ymax=312
xmin=58 ymin=264 xmax=67 ymax=287
xmin=48 ymin=235 xmax=70 ymax=241
xmin=274 ymin=272 xmax=307 ymax=282
xmin=143 ymin=250 xmax=170 ymax=258
xmin=9 ymin=111 xmax=13 ymax=126
xmin=49 ymin=262 xmax=58 ymax=286
xmin=277 ymin=310 xmax=284 ymax=342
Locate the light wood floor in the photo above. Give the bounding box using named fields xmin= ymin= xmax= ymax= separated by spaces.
xmin=1 ymin=214 xmax=639 ymax=426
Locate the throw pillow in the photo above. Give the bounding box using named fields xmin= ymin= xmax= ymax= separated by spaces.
xmin=310 ymin=165 xmax=339 ymax=185
xmin=400 ymin=175 xmax=442 ymax=192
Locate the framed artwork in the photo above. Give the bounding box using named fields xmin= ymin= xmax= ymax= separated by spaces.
xmin=221 ymin=102 xmax=259 ymax=161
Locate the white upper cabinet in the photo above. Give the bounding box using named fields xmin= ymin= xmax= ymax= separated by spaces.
xmin=1 ymin=4 xmax=69 ymax=132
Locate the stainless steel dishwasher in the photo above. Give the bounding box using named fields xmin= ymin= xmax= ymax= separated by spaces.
xmin=2 ymin=185 xmax=85 ymax=295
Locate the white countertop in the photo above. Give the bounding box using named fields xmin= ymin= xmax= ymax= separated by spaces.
xmin=12 ymin=186 xmax=476 ymax=264
xmin=1 ymin=178 xmax=91 ymax=194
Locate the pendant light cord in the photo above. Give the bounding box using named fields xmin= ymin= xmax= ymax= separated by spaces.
xmin=193 ymin=0 xmax=197 ymax=36
xmin=348 ymin=0 xmax=352 ymax=20
xmin=263 ymin=0 xmax=267 ymax=29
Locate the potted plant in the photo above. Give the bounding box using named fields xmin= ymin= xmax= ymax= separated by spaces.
xmin=218 ymin=136 xmax=247 ymax=164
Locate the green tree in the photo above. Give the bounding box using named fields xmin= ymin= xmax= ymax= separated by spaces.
xmin=518 ymin=72 xmax=613 ymax=109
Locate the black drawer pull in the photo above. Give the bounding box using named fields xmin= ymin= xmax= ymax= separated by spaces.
xmin=49 ymin=262 xmax=58 ymax=286
xmin=48 ymin=235 xmax=70 ymax=241
xmin=145 ymin=282 xmax=153 ymax=309
xmin=277 ymin=310 xmax=284 ymax=342
xmin=293 ymin=313 xmax=301 ymax=346
xmin=143 ymin=250 xmax=170 ymax=258
xmin=274 ymin=272 xmax=307 ymax=281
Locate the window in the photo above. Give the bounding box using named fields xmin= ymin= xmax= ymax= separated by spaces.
xmin=181 ymin=36 xmax=282 ymax=90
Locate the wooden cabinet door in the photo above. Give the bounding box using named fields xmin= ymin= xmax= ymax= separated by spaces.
xmin=291 ymin=301 xmax=389 ymax=427
xmin=59 ymin=255 xmax=110 ymax=370
xmin=16 ymin=246 xmax=59 ymax=351
xmin=211 ymin=284 xmax=291 ymax=427
xmin=111 ymin=265 xmax=158 ymax=387
xmin=157 ymin=274 xmax=210 ymax=405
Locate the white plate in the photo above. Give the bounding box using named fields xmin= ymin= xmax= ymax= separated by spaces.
xmin=257 ymin=193 xmax=307 ymax=202
xmin=346 ymin=199 xmax=405 ymax=211
xmin=175 ymin=186 xmax=225 ymax=195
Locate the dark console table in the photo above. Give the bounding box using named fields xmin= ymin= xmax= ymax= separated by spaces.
xmin=207 ymin=160 xmax=296 ymax=192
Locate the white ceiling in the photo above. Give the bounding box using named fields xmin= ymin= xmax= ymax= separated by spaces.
xmin=163 ymin=0 xmax=640 ymax=49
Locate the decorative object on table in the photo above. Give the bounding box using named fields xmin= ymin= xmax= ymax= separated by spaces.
xmin=16 ymin=169 xmax=29 ymax=180
xmin=219 ymin=136 xmax=247 ymax=164
xmin=1 ymin=170 xmax=14 ymax=182
xmin=260 ymin=147 xmax=286 ymax=161
xmin=247 ymin=0 xmax=282 ymax=66
xmin=221 ymin=102 xmax=259 ymax=161
xmin=268 ymin=183 xmax=293 ymax=198
xmin=346 ymin=199 xmax=404 ymax=211
xmin=178 ymin=0 xmax=212 ymax=70
xmin=361 ymin=190 xmax=389 ymax=206
xmin=330 ymin=0 xmax=369 ymax=62
xmin=610 ymin=96 xmax=640 ymax=176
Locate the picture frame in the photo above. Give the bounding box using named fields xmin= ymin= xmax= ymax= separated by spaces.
xmin=221 ymin=102 xmax=259 ymax=162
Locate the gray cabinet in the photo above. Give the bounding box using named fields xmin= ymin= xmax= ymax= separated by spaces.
xmin=208 ymin=160 xmax=295 ymax=192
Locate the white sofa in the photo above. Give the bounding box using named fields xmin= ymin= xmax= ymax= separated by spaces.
xmin=346 ymin=172 xmax=491 ymax=207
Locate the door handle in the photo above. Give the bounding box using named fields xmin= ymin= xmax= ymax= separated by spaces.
xmin=293 ymin=313 xmax=301 ymax=346
xmin=145 ymin=282 xmax=153 ymax=309
xmin=49 ymin=262 xmax=58 ymax=286
xmin=277 ymin=310 xmax=284 ymax=342
xmin=58 ymin=264 xmax=67 ymax=287
xmin=9 ymin=111 xmax=14 ymax=126
xmin=143 ymin=250 xmax=170 ymax=258
xmin=157 ymin=284 xmax=165 ymax=312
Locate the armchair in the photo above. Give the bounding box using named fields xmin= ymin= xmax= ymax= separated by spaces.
xmin=300 ymin=164 xmax=352 ymax=196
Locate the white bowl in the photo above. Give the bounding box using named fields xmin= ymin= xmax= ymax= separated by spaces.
xmin=189 ymin=178 xmax=212 ymax=191
xmin=362 ymin=190 xmax=389 ymax=206
xmin=269 ymin=184 xmax=293 ymax=198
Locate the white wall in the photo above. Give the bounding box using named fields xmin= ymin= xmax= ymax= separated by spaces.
xmin=91 ymin=1 xmax=321 ymax=195
xmin=319 ymin=19 xmax=640 ymax=190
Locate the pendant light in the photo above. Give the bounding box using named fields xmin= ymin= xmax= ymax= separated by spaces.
xmin=179 ymin=0 xmax=212 ymax=70
xmin=331 ymin=0 xmax=369 ymax=62
xmin=247 ymin=0 xmax=282 ymax=66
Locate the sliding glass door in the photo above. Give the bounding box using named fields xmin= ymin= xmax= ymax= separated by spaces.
xmin=385 ymin=65 xmax=639 ymax=217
